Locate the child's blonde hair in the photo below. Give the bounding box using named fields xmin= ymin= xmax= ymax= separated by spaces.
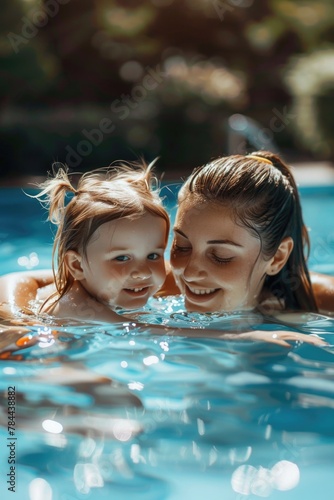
xmin=32 ymin=160 xmax=170 ymax=302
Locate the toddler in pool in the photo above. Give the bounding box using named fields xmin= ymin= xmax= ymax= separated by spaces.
xmin=30 ymin=161 xmax=170 ymax=323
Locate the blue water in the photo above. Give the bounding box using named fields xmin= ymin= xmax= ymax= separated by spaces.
xmin=1 ymin=185 xmax=334 ymax=500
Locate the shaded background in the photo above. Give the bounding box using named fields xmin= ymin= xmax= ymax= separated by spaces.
xmin=1 ymin=0 xmax=334 ymax=181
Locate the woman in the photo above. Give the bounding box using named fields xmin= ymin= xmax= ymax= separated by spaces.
xmin=160 ymin=151 xmax=334 ymax=314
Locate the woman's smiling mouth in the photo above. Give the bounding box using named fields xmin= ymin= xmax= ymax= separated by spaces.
xmin=185 ymin=285 xmax=219 ymax=301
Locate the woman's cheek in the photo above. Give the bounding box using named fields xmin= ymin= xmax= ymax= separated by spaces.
xmin=170 ymin=250 xmax=184 ymax=270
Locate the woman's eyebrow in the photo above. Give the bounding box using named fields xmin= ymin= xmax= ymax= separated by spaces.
xmin=173 ymin=228 xmax=188 ymax=238
xmin=174 ymin=228 xmax=243 ymax=248
xmin=207 ymin=239 xmax=243 ymax=247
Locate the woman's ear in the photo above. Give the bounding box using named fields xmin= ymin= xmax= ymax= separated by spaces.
xmin=266 ymin=237 xmax=294 ymax=276
xmin=65 ymin=251 xmax=85 ymax=280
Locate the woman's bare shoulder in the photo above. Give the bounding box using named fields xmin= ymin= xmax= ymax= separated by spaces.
xmin=310 ymin=271 xmax=334 ymax=313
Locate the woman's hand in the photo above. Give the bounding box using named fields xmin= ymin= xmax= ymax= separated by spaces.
xmin=0 ymin=325 xmax=38 ymax=358
xmin=234 ymin=329 xmax=328 ymax=348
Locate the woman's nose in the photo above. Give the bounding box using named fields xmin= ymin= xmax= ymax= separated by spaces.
xmin=182 ymin=255 xmax=206 ymax=282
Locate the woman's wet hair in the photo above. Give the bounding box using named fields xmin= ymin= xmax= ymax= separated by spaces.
xmin=31 ymin=160 xmax=169 ymax=304
xmin=179 ymin=151 xmax=317 ymax=311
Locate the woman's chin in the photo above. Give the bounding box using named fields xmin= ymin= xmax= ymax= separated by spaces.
xmin=184 ymin=298 xmax=219 ymax=313
xmin=184 ymin=297 xmax=253 ymax=314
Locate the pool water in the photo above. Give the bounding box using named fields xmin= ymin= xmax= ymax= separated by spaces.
xmin=1 ymin=185 xmax=334 ymax=500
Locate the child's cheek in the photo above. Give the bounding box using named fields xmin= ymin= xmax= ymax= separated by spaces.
xmin=108 ymin=263 xmax=129 ymax=280
xmin=155 ymin=262 xmax=167 ymax=287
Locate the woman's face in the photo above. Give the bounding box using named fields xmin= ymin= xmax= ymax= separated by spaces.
xmin=170 ymin=195 xmax=273 ymax=312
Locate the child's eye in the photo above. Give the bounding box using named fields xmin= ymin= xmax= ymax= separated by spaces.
xmin=115 ymin=255 xmax=130 ymax=262
xmin=147 ymin=253 xmax=160 ymax=260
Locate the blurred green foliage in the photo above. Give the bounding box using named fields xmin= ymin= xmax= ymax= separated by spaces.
xmin=1 ymin=0 xmax=334 ymax=177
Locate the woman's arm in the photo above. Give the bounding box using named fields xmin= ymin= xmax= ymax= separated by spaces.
xmin=0 ymin=263 xmax=180 ymax=315
xmin=0 ymin=271 xmax=328 ymax=348
xmin=3 ymin=269 xmax=334 ymax=312
xmin=0 ymin=270 xmax=54 ymax=315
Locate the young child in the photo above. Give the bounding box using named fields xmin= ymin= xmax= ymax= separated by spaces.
xmin=27 ymin=161 xmax=170 ymax=323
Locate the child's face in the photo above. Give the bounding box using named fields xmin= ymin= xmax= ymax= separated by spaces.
xmin=77 ymin=213 xmax=168 ymax=310
xmin=171 ymin=195 xmax=273 ymax=312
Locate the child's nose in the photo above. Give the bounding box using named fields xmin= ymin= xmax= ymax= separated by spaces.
xmin=130 ymin=265 xmax=152 ymax=280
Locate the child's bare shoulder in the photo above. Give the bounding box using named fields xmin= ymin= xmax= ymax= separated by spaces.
xmin=42 ymin=282 xmax=122 ymax=323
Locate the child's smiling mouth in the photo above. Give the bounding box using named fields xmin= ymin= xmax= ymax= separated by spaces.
xmin=123 ymin=286 xmax=151 ymax=297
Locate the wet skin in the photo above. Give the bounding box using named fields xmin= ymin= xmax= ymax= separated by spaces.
xmin=71 ymin=213 xmax=168 ymax=310
xmin=171 ymin=196 xmax=275 ymax=312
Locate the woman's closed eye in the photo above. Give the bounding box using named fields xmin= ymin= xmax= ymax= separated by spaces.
xmin=173 ymin=243 xmax=191 ymax=253
xmin=211 ymin=253 xmax=234 ymax=265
